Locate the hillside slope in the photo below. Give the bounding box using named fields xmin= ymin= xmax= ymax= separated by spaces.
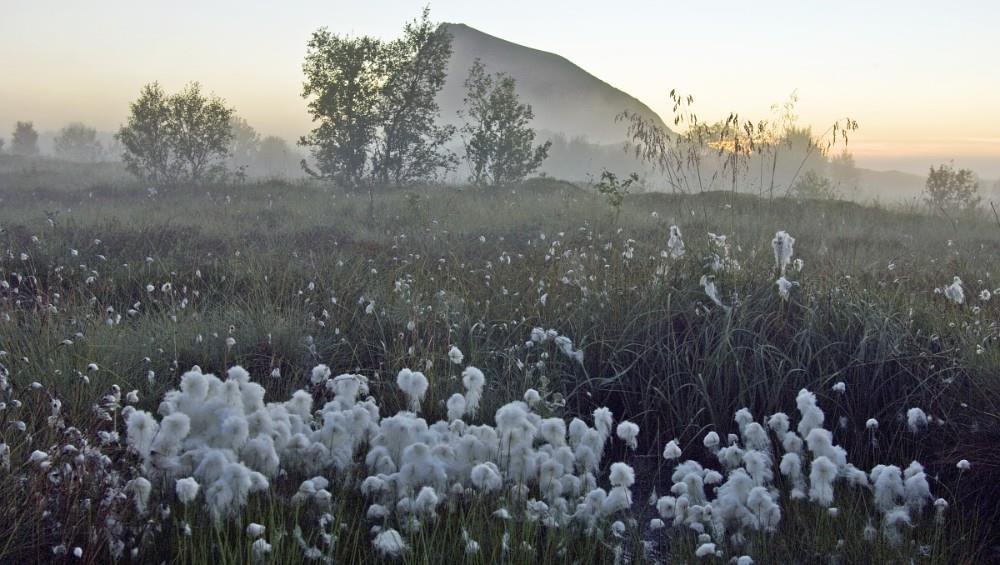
xmin=438 ymin=23 xmax=668 ymax=144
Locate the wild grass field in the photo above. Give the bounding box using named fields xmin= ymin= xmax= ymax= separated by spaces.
xmin=0 ymin=159 xmax=998 ymax=563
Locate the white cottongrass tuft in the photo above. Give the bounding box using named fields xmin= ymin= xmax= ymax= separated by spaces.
xmin=462 ymin=530 xmax=480 ymax=555
xmin=906 ymin=407 xmax=928 ymax=433
xmin=776 ymin=276 xmax=795 ymax=301
xmin=448 ymin=346 xmax=464 ymax=365
xmin=616 ymin=421 xmax=640 ymax=450
xmin=662 ymin=439 xmax=682 ymax=460
xmin=871 ymin=465 xmax=904 ymax=513
xmin=695 ymin=542 xmax=717 ymax=557
xmin=667 ymin=225 xmax=685 ymax=258
xmin=943 ymin=277 xmax=964 ymax=304
xmin=796 ymin=389 xmax=824 ymax=438
xmin=175 ymin=477 xmax=200 ymax=504
xmin=373 ymin=528 xmax=407 ymax=558
xmin=700 ymin=275 xmax=726 ymax=309
xmin=702 ymin=431 xmax=720 ymax=450
xmin=310 ymin=364 xmax=331 ymax=385
xmin=609 ymin=462 xmax=635 ymax=488
xmin=396 ymin=369 xmax=429 ymax=413
xmin=251 ymin=539 xmax=271 ymax=560
xmin=808 ymin=456 xmax=838 ymax=506
xmin=523 ymin=388 xmax=541 ymax=407
xmin=461 ymin=366 xmax=486 ymax=415
xmin=470 ymin=462 xmax=503 ymax=492
xmin=446 ymin=393 xmax=466 ymax=422
xmin=772 ymin=230 xmax=795 ymax=274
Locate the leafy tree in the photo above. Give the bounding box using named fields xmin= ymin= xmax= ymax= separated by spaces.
xmin=459 ymin=60 xmax=551 ymax=186
xmin=117 ymin=83 xmax=173 ymax=184
xmin=167 ymin=83 xmax=235 ymax=183
xmin=924 ymin=163 xmax=980 ymax=212
xmin=116 ymin=82 xmax=235 ymax=186
xmin=372 ymin=8 xmax=456 ymax=185
xmin=104 ymin=137 xmax=124 ymax=163
xmin=54 ymin=122 xmax=102 ymax=162
xmin=774 ymin=126 xmax=827 ymax=186
xmin=11 ymin=121 xmax=39 ymax=157
xmin=257 ymin=136 xmax=300 ymax=179
xmin=300 ymin=31 xmax=383 ymax=189
xmin=790 ymin=170 xmax=838 ymax=200
xmin=300 ymin=9 xmax=455 ymax=192
xmin=594 ymin=169 xmax=639 ymax=223
xmin=228 ymin=116 xmax=261 ymax=180
xmin=828 ymin=150 xmax=860 ymax=193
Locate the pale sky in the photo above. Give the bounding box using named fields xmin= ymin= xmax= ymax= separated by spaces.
xmin=2 ymin=0 xmax=998 ymax=176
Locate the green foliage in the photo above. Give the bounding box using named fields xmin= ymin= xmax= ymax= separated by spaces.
xmin=924 ymin=162 xmax=981 ymax=212
xmin=300 ymin=8 xmax=455 ymax=190
xmin=300 ymin=31 xmax=382 ymax=188
xmin=373 ymin=7 xmax=457 ymax=185
xmin=116 ymin=82 xmax=235 ymax=186
xmin=167 ymin=82 xmax=236 ymax=183
xmin=594 ymin=169 xmax=639 ymax=222
xmin=54 ymin=122 xmax=102 ymax=162
xmin=10 ymin=121 xmax=39 ymax=157
xmin=0 ymin=170 xmax=997 ymax=563
xmin=459 ymin=60 xmax=552 ymax=186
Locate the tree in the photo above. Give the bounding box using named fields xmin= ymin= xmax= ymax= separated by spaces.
xmin=116 ymin=83 xmax=177 ymax=185
xmin=257 ymin=136 xmax=300 ymax=178
xmin=0 ymin=137 xmax=5 ymax=154
xmin=167 ymin=83 xmax=235 ymax=183
xmin=228 ymin=116 xmax=261 ymax=179
xmin=594 ymin=169 xmax=639 ymax=223
xmin=299 ymin=8 xmax=455 ymax=192
xmin=54 ymin=122 xmax=102 ymax=162
xmin=828 ymin=150 xmax=860 ymax=193
xmin=924 ymin=163 xmax=980 ymax=212
xmin=372 ymin=8 xmax=456 ymax=185
xmin=11 ymin=121 xmax=39 ymax=157
xmin=116 ymin=82 xmax=235 ymax=186
xmin=459 ymin=60 xmax=551 ymax=186
xmin=790 ymin=170 xmax=838 ymax=200
xmin=300 ymin=31 xmax=382 ymax=189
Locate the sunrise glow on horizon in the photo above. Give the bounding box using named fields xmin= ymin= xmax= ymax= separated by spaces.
xmin=2 ymin=0 xmax=998 ymax=176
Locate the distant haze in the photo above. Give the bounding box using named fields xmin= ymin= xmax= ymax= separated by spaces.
xmin=438 ymin=23 xmax=668 ymax=144
xmin=2 ymin=0 xmax=998 ymax=177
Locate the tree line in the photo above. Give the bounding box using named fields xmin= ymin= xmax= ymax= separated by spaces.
xmin=1 ymin=121 xmax=107 ymax=162
xmin=104 ymin=8 xmax=549 ymax=193
xmin=0 ymin=116 xmax=300 ymax=180
xmin=2 ymin=7 xmax=993 ymax=211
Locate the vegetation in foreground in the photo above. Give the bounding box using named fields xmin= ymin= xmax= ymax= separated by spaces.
xmin=0 ymin=170 xmax=998 ymax=564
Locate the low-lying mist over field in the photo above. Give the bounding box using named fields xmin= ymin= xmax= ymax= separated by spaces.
xmin=1 ymin=3 xmax=998 ymax=564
